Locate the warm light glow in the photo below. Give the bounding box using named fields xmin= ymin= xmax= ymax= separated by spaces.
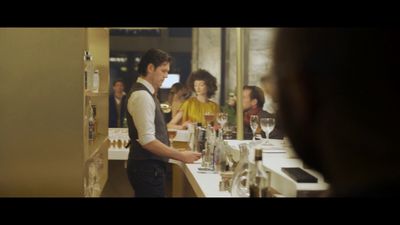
xmin=110 ymin=57 xmax=127 ymax=63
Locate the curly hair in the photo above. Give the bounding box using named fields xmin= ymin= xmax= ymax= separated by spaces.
xmin=186 ymin=69 xmax=218 ymax=98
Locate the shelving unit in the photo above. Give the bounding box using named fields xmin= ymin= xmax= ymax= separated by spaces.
xmin=0 ymin=28 xmax=109 ymax=197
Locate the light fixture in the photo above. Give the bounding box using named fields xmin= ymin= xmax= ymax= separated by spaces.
xmin=110 ymin=57 xmax=128 ymax=63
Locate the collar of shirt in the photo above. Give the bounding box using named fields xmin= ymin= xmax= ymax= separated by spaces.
xmin=137 ymin=77 xmax=155 ymax=95
xmin=114 ymin=97 xmax=121 ymax=105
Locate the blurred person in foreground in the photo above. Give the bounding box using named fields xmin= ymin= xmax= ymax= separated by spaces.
xmin=273 ymin=28 xmax=400 ymax=197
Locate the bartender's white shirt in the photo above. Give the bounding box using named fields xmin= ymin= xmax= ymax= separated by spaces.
xmin=127 ymin=77 xmax=156 ymax=145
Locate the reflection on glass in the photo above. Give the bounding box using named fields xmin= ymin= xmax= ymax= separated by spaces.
xmin=260 ymin=118 xmax=275 ymax=145
xmin=250 ymin=115 xmax=259 ymax=141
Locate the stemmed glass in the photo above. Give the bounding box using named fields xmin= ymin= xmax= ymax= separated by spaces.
xmin=260 ymin=118 xmax=276 ymax=145
xmin=250 ymin=115 xmax=259 ymax=141
xmin=204 ymin=111 xmax=215 ymax=128
xmin=217 ymin=112 xmax=228 ymax=138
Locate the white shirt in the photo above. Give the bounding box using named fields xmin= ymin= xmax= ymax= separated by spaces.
xmin=114 ymin=92 xmax=126 ymax=105
xmin=115 ymin=97 xmax=121 ymax=105
xmin=127 ymin=77 xmax=156 ymax=146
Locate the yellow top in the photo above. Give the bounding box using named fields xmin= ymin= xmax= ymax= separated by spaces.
xmin=180 ymin=97 xmax=220 ymax=126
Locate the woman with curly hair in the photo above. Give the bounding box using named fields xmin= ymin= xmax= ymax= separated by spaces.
xmin=168 ymin=69 xmax=220 ymax=129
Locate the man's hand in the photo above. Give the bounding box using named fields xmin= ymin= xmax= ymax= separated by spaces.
xmin=179 ymin=151 xmax=202 ymax=163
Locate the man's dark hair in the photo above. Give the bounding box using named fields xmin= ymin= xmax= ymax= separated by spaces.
xmin=138 ymin=48 xmax=172 ymax=76
xmin=186 ymin=69 xmax=218 ymax=98
xmin=113 ymin=79 xmax=124 ymax=86
xmin=243 ymin=85 xmax=265 ymax=108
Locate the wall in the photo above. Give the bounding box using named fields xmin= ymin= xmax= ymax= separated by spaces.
xmin=192 ymin=28 xmax=222 ymax=104
xmin=224 ymin=28 xmax=277 ymax=97
xmin=246 ymin=28 xmax=277 ymax=86
xmin=0 ymin=28 xmax=85 ymax=196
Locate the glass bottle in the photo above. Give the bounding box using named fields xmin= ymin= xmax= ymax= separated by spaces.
xmin=231 ymin=143 xmax=250 ymax=197
xmin=84 ymin=51 xmax=94 ymax=92
xmin=249 ymin=148 xmax=271 ymax=197
xmin=214 ymin=131 xmax=226 ymax=172
xmin=93 ymin=69 xmax=100 ymax=93
xmin=91 ymin=102 xmax=97 ymax=134
xmin=88 ymin=100 xmax=95 ymax=143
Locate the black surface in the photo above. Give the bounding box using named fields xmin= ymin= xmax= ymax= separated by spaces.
xmin=281 ymin=167 xmax=318 ymax=183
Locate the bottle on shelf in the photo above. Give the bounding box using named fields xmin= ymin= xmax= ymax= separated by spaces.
xmin=92 ymin=69 xmax=100 ymax=93
xmin=84 ymin=51 xmax=94 ymax=92
xmin=231 ymin=143 xmax=250 ymax=197
xmin=88 ymin=100 xmax=96 ymax=143
xmin=249 ymin=148 xmax=271 ymax=197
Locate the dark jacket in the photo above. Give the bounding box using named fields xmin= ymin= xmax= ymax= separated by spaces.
xmin=109 ymin=94 xmax=127 ymax=128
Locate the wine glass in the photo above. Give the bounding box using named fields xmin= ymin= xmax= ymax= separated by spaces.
xmin=168 ymin=129 xmax=178 ymax=147
xmin=217 ymin=112 xmax=228 ymax=137
xmin=249 ymin=115 xmax=259 ymax=141
xmin=204 ymin=111 xmax=215 ymax=128
xmin=260 ymin=118 xmax=276 ymax=145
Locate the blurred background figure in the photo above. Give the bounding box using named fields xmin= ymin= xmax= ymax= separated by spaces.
xmin=168 ymin=69 xmax=220 ymax=129
xmin=273 ymin=28 xmax=400 ymax=197
xmin=109 ymin=79 xmax=127 ymax=128
xmin=260 ymin=75 xmax=278 ymax=114
xmin=221 ymin=92 xmax=237 ymax=127
xmin=168 ymin=83 xmax=191 ymax=118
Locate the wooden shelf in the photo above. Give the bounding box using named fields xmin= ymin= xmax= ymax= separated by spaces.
xmin=0 ymin=28 xmax=109 ymax=197
xmin=85 ymin=90 xmax=109 ymax=97
xmin=87 ymin=134 xmax=109 ymax=161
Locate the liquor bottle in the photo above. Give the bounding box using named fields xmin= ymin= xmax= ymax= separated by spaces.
xmin=93 ymin=69 xmax=100 ymax=93
xmin=249 ymin=148 xmax=271 ymax=197
xmin=84 ymin=51 xmax=94 ymax=92
xmin=122 ymin=117 xmax=128 ymax=128
xmin=231 ymin=144 xmax=250 ymax=197
xmin=91 ymin=102 xmax=97 ymax=135
xmin=88 ymin=100 xmax=96 ymax=143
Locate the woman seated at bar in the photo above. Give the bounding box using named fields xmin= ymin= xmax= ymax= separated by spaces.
xmin=168 ymin=69 xmax=220 ymax=129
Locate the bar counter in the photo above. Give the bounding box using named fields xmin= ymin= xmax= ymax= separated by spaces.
xmin=108 ymin=129 xmax=329 ymax=197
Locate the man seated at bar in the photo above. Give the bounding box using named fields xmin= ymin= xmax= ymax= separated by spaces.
xmin=109 ymin=79 xmax=127 ymax=128
xmin=167 ymin=69 xmax=220 ymax=129
xmin=273 ymin=28 xmax=400 ymax=196
xmin=242 ymin=85 xmax=283 ymax=140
